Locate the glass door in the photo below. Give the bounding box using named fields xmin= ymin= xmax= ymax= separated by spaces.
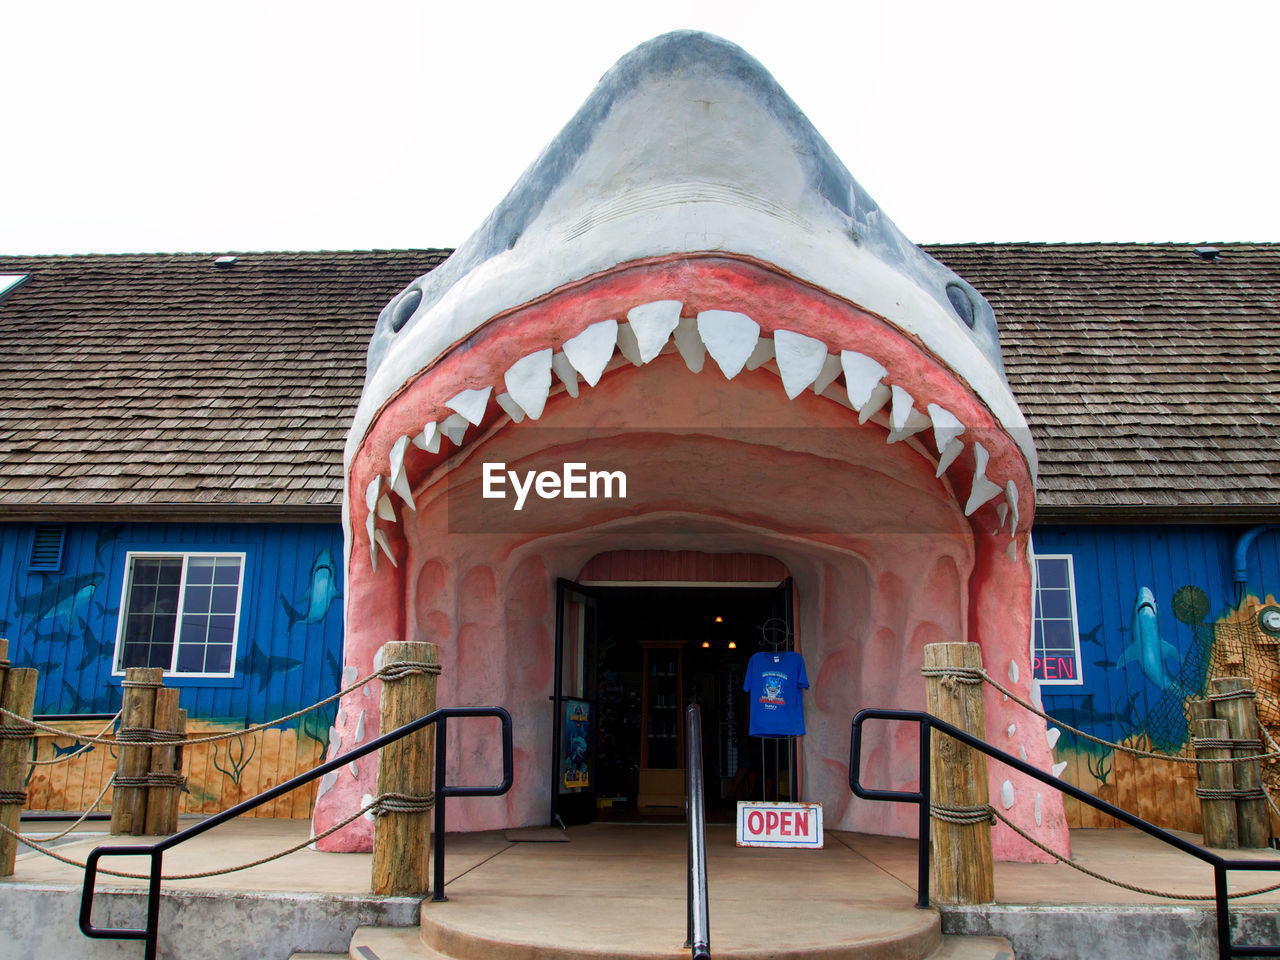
xmin=550 ymin=578 xmax=599 ymax=826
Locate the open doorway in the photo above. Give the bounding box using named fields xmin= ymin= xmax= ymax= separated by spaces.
xmin=585 ymin=583 xmax=796 ymax=823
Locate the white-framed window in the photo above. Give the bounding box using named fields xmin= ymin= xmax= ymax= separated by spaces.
xmin=1032 ymin=554 xmax=1083 ymax=685
xmin=113 ymin=552 xmax=245 ymax=677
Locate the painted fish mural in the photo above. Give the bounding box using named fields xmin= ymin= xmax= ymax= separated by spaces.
xmin=1116 ymin=587 xmax=1181 ymax=690
xmin=280 ymin=548 xmax=342 ymax=627
xmin=14 ymin=572 xmax=103 ymax=633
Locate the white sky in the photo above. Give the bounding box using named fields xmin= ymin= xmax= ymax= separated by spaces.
xmin=3 ymin=1 xmax=1277 ymax=255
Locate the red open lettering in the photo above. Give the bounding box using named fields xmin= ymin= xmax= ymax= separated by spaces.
xmin=747 ymin=810 xmax=764 ymax=835
xmin=779 ymin=811 xmax=792 ymax=835
xmin=794 ymin=811 xmax=809 ymax=836
xmin=765 ymin=811 xmax=779 ymax=833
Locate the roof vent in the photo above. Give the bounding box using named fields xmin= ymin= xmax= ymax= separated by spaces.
xmin=29 ymin=523 xmax=66 ymax=572
xmin=1193 ymin=246 xmax=1220 ymax=261
xmin=212 ymin=256 xmax=238 ymax=269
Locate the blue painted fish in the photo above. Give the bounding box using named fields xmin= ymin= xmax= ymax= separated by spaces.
xmin=14 ymin=573 xmax=103 ymax=632
xmin=280 ymin=548 xmax=342 ymax=627
xmin=1115 ymin=587 xmax=1181 ymax=690
xmin=246 ymin=641 xmax=303 ymax=693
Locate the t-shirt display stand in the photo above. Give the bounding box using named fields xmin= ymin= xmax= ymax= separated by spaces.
xmin=743 ymin=632 xmax=809 ymax=803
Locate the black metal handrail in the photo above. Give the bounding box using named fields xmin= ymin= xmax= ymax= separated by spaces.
xmin=685 ymin=703 xmax=711 ymax=959
xmin=79 ymin=705 xmax=513 ymax=960
xmin=850 ymin=707 xmax=1280 ymax=960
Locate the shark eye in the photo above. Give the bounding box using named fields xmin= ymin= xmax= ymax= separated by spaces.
xmin=390 ymin=289 xmax=422 ymax=333
xmin=945 ymin=282 xmax=976 ymax=330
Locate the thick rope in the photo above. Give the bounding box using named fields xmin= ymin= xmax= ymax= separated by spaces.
xmin=0 ymin=790 xmax=27 ymax=805
xmin=0 ymin=665 xmax=394 ymax=749
xmin=930 ymin=802 xmax=995 ymax=825
xmin=22 ymin=776 xmax=116 ymax=842
xmin=1192 ymin=738 xmax=1262 ymax=751
xmin=1210 ymin=689 xmax=1258 ymax=703
xmin=120 ymin=677 xmax=163 ymax=690
xmin=380 ymin=661 xmax=441 ymax=681
xmin=116 ymin=728 xmax=185 ymax=743
xmin=0 ymin=723 xmax=36 ymax=740
xmin=973 ymin=669 xmax=1280 ymax=765
xmin=0 ymin=795 xmax=380 ymax=880
xmin=371 ymin=791 xmax=436 ymax=816
xmin=988 ymin=807 xmax=1280 ymax=901
xmin=1196 ymin=787 xmax=1266 ymax=800
xmin=29 ymin=713 xmax=120 ymax=766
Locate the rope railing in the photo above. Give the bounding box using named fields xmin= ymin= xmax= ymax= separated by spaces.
xmin=967 ymin=666 xmax=1280 ymax=766
xmin=2 ymin=664 xmax=404 ymax=751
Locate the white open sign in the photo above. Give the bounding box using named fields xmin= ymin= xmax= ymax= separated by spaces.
xmin=735 ymin=801 xmax=823 ymax=848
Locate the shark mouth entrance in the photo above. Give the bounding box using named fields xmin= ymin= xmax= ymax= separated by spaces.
xmin=312 ymin=31 xmax=1067 ymax=862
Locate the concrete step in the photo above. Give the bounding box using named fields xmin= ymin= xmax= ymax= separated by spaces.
xmin=346 ymin=927 xmax=1014 ymax=960
xmin=928 ymin=936 xmax=1015 ymax=959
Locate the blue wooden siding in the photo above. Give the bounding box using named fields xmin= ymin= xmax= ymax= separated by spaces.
xmin=1036 ymin=524 xmax=1280 ymax=751
xmin=0 ymin=521 xmax=344 ymax=736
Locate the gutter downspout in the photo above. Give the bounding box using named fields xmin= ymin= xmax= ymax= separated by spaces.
xmin=1232 ymin=525 xmax=1280 ymax=604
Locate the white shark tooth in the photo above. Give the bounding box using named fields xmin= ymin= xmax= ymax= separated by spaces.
xmin=812 ymin=354 xmax=842 ymax=395
xmin=505 ymin=348 xmax=554 ymax=420
xmin=673 ymin=316 xmax=706 ymax=373
xmin=495 ymin=392 xmax=526 ymax=423
xmin=551 ymin=351 xmax=580 ymax=398
xmin=1031 ymin=679 xmax=1044 ymax=711
xmin=1006 ymin=723 xmax=1016 ymax=738
xmin=1019 ymin=746 xmax=1028 ymax=761
xmin=365 ymin=475 xmax=382 ymax=514
xmin=697 ymin=310 xmax=760 ymax=380
xmin=997 ymin=503 xmax=1009 ymax=527
xmin=1008 ymin=659 xmax=1019 ymax=684
xmin=446 ymin=386 xmax=492 ymax=427
xmin=927 ymin=403 xmax=965 ymax=452
xmin=1034 ymin=793 xmax=1043 ymax=827
xmin=818 ymin=382 xmax=854 ymax=410
xmin=1052 ymin=761 xmax=1068 ymax=778
xmin=563 ymin=319 xmax=618 ymax=387
xmin=377 ymin=493 xmax=396 ymax=522
xmin=626 ymin=300 xmax=682 ymax=363
xmin=935 ymin=438 xmax=964 ymax=478
xmin=348 ymin=760 xmax=360 ymax=780
xmin=615 ymin=322 xmax=644 ymax=366
xmin=362 ymin=792 xmax=376 ymax=822
xmin=886 ymin=386 xmax=931 ymax=442
xmin=773 ymin=330 xmax=828 ymax=399
xmin=412 ymin=421 xmax=441 ymax=454
xmin=1006 ymin=481 xmax=1020 ymax=532
xmin=744 ymin=337 xmax=775 ymax=371
xmin=342 ymin=666 xmax=357 ymax=687
xmin=373 ymin=529 xmax=398 ymax=568
xmin=354 ymin=709 xmax=366 ymax=743
xmin=365 ymin=512 xmax=377 ymax=568
xmin=840 ymin=351 xmax=891 ymax=423
xmin=1007 ymin=541 xmax=1018 ymax=562
xmin=1046 ymin=727 xmax=1061 ymax=750
xmin=316 ymin=771 xmax=337 ymax=801
xmin=964 ymin=442 xmax=1005 ymax=516
xmin=441 ymin=412 xmax=470 ymax=446
xmin=387 ymin=435 xmax=416 ymax=510
xmin=1001 ymin=780 xmax=1014 ymax=809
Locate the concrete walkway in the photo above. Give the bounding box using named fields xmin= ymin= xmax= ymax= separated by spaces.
xmin=6 ymin=819 xmax=1280 ymax=959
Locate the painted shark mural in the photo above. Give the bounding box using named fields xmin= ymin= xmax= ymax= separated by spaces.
xmin=314 ymin=32 xmax=1065 ymax=860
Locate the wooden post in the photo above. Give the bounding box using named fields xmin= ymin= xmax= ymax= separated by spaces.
xmin=1195 ymin=717 xmax=1238 ymax=848
xmin=111 ymin=667 xmax=163 ymax=835
xmin=1211 ymin=677 xmax=1270 ymax=848
xmin=372 ymin=641 xmax=439 ymax=897
xmin=1 ymin=640 xmax=39 ymax=876
xmin=923 ymin=642 xmax=994 ymax=905
xmin=143 ymin=688 xmax=185 ymax=836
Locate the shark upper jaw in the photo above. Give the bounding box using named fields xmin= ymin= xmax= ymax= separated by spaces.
xmin=348 ymin=30 xmax=1032 ymax=482
xmin=350 ymin=252 xmax=1032 ymax=574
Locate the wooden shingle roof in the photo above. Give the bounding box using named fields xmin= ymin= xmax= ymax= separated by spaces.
xmin=927 ymin=243 xmax=1280 ymax=522
xmin=0 ymin=250 xmax=448 ymax=519
xmin=0 ymin=243 xmax=1275 ymax=522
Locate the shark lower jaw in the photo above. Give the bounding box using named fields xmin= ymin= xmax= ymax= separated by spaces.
xmin=317 ymin=253 xmax=1052 ymax=856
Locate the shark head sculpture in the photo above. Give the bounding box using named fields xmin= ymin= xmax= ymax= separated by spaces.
xmin=316 ymin=32 xmax=1064 ymax=861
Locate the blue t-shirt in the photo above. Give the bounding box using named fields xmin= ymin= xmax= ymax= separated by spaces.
xmin=745 ymin=651 xmax=809 ymax=736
